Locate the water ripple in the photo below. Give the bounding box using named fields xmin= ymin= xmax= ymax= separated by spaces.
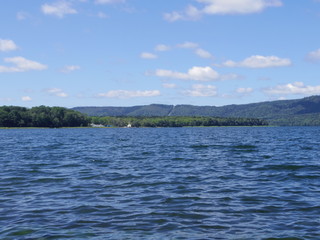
xmin=0 ymin=127 xmax=320 ymax=239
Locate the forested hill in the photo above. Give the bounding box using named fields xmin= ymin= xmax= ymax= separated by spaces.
xmin=0 ymin=106 xmax=89 ymax=128
xmin=73 ymin=104 xmax=173 ymax=117
xmin=73 ymin=95 xmax=320 ymax=126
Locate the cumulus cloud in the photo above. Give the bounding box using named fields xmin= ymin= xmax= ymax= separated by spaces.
xmin=164 ymin=5 xmax=202 ymax=22
xmin=177 ymin=42 xmax=199 ymax=49
xmin=155 ymin=44 xmax=171 ymax=52
xmin=195 ymin=48 xmax=213 ymax=59
xmin=187 ymin=66 xmax=219 ymax=81
xmin=155 ymin=66 xmax=220 ymax=81
xmin=98 ymin=90 xmax=160 ymax=98
xmin=95 ymin=0 xmax=125 ymax=4
xmin=155 ymin=69 xmax=190 ymax=80
xmin=223 ymin=55 xmax=291 ymax=68
xmin=22 ymin=96 xmax=32 ymax=102
xmin=0 ymin=39 xmax=18 ymax=52
xmin=165 ymin=0 xmax=282 ymax=21
xmin=199 ymin=0 xmax=282 ymax=15
xmin=183 ymin=84 xmax=218 ymax=97
xmin=0 ymin=57 xmax=47 ymax=73
xmin=41 ymin=1 xmax=77 ymax=18
xmin=185 ymin=5 xmax=202 ymax=19
xmin=264 ymin=82 xmax=320 ymax=95
xmin=60 ymin=65 xmax=80 ymax=73
xmin=164 ymin=11 xmax=184 ymax=22
xmin=45 ymin=88 xmax=68 ymax=97
xmin=140 ymin=52 xmax=158 ymax=59
xmin=306 ymin=48 xmax=320 ymax=62
xmin=143 ymin=41 xmax=213 ymax=60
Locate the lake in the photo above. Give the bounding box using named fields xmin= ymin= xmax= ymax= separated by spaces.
xmin=0 ymin=127 xmax=319 ymax=239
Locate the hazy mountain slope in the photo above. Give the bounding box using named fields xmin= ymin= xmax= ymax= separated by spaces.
xmin=73 ymin=95 xmax=320 ymax=126
xmin=72 ymin=106 xmax=142 ymax=117
xmin=127 ymin=104 xmax=173 ymax=117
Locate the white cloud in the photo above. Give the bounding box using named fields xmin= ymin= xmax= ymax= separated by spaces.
xmin=0 ymin=39 xmax=18 ymax=52
xmin=155 ymin=44 xmax=171 ymax=52
xmin=183 ymin=84 xmax=218 ymax=97
xmin=98 ymin=90 xmax=161 ymax=98
xmin=187 ymin=66 xmax=219 ymax=81
xmin=264 ymin=82 xmax=320 ymax=95
xmin=60 ymin=65 xmax=80 ymax=73
xmin=155 ymin=66 xmax=220 ymax=81
xmin=162 ymin=83 xmax=177 ymax=89
xmin=199 ymin=0 xmax=282 ymax=15
xmin=165 ymin=0 xmax=282 ymax=21
xmin=306 ymin=48 xmax=320 ymax=62
xmin=154 ymin=41 xmax=213 ymax=59
xmin=155 ymin=69 xmax=189 ymax=80
xmin=164 ymin=11 xmax=184 ymax=22
xmin=41 ymin=1 xmax=77 ymax=18
xmin=95 ymin=0 xmax=125 ymax=4
xmin=140 ymin=52 xmax=158 ymax=59
xmin=185 ymin=4 xmax=202 ymax=19
xmin=0 ymin=57 xmax=47 ymax=73
xmin=164 ymin=5 xmax=202 ymax=22
xmin=22 ymin=96 xmax=32 ymax=102
xmin=223 ymin=55 xmax=291 ymax=68
xmin=177 ymin=42 xmax=199 ymax=49
xmin=195 ymin=48 xmax=213 ymax=58
xmin=46 ymin=88 xmax=68 ymax=97
xmin=236 ymin=87 xmax=253 ymax=94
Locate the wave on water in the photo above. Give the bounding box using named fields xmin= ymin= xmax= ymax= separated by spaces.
xmin=0 ymin=127 xmax=319 ymax=239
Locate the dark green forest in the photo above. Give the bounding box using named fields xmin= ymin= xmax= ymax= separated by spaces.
xmin=73 ymin=95 xmax=320 ymax=126
xmin=3 ymin=95 xmax=320 ymax=127
xmin=0 ymin=106 xmax=89 ymax=128
xmin=0 ymin=106 xmax=267 ymax=128
xmin=90 ymin=116 xmax=268 ymax=127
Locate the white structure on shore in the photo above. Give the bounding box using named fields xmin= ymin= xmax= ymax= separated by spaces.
xmin=90 ymin=123 xmax=105 ymax=128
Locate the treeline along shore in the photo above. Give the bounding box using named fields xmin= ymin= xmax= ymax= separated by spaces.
xmin=0 ymin=106 xmax=268 ymax=128
xmin=91 ymin=116 xmax=268 ymax=127
xmin=0 ymin=106 xmax=89 ymax=128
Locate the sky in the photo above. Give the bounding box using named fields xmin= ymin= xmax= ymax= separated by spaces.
xmin=1 ymin=0 xmax=320 ymax=108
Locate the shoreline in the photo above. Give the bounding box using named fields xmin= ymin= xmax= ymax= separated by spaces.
xmin=0 ymin=125 xmax=298 ymax=129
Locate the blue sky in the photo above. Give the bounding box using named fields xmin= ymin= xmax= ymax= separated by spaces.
xmin=1 ymin=0 xmax=320 ymax=107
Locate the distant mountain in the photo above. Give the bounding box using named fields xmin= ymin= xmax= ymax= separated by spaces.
xmin=73 ymin=104 xmax=173 ymax=117
xmin=72 ymin=95 xmax=320 ymax=126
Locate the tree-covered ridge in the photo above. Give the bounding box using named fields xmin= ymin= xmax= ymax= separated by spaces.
xmin=0 ymin=106 xmax=89 ymax=128
xmin=73 ymin=104 xmax=173 ymax=117
xmin=0 ymin=105 xmax=267 ymax=128
xmin=73 ymin=95 xmax=320 ymax=126
xmin=90 ymin=116 xmax=268 ymax=127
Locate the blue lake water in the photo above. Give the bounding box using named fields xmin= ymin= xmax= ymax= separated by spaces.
xmin=0 ymin=127 xmax=319 ymax=239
